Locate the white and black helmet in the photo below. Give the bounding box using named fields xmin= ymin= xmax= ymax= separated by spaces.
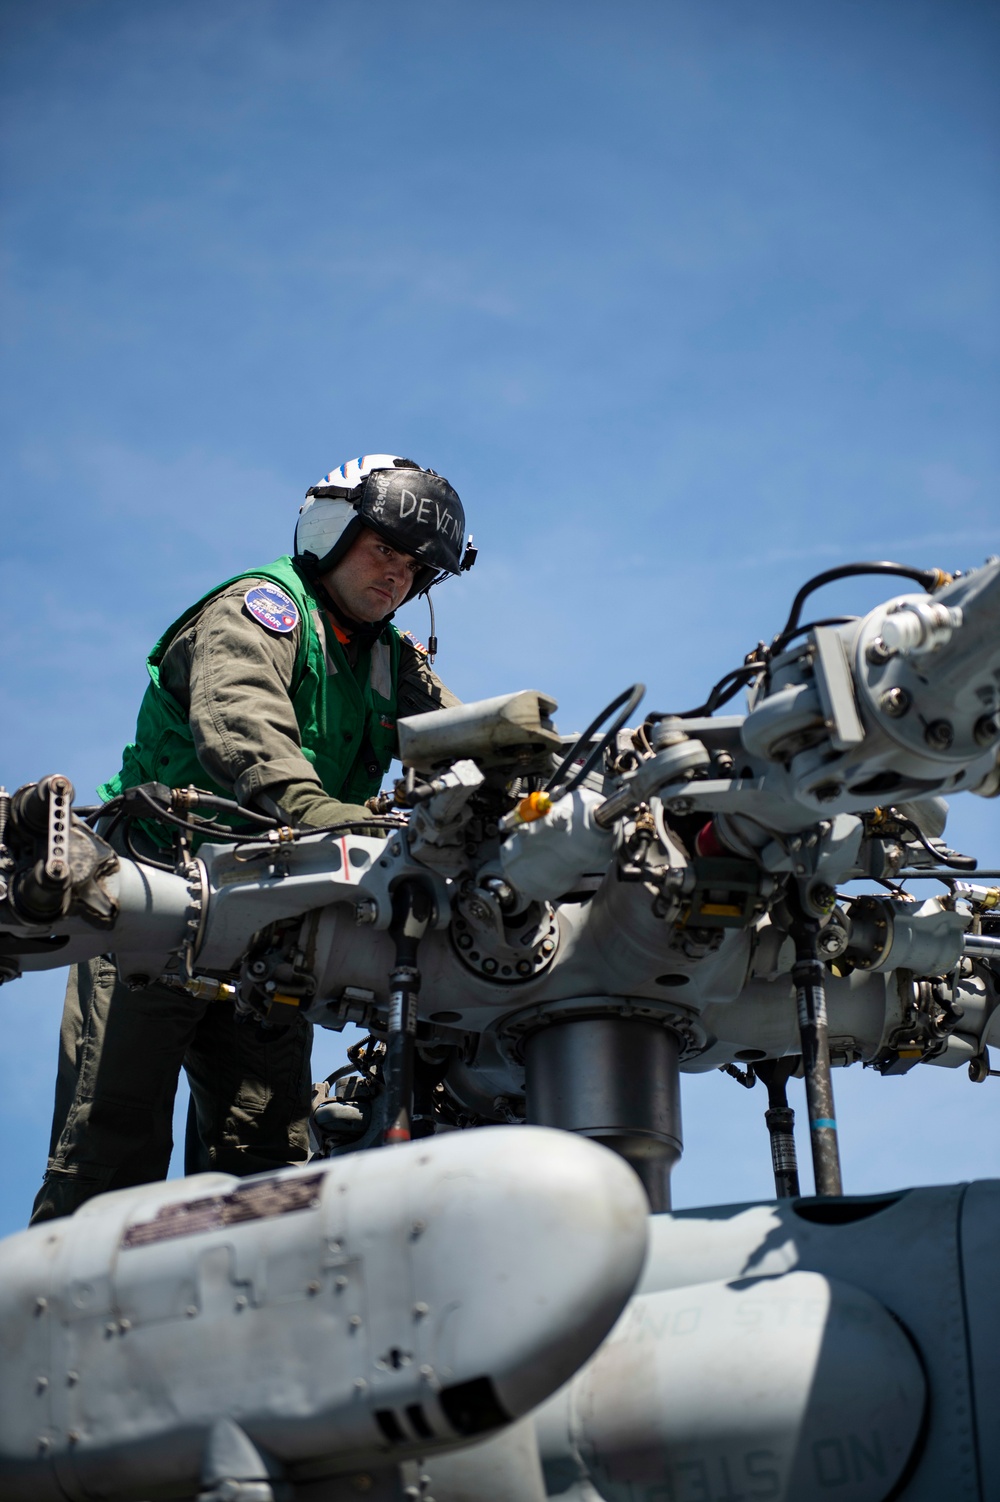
xmin=295 ymin=454 xmax=475 ymax=602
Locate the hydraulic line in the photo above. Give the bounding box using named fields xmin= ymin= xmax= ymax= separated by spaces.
xmin=383 ymin=879 xmax=434 ymax=1145
xmin=778 ymin=560 xmax=945 ymax=641
xmin=755 ymin=1058 xmax=802 ymax=1199
xmin=790 ymin=914 xmax=843 ymax=1197
xmin=545 ymin=683 xmax=645 ymax=800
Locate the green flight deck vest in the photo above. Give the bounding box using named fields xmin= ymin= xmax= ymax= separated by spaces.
xmin=99 ymin=556 xmax=402 ymax=827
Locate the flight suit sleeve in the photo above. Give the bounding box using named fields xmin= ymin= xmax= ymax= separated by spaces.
xmin=395 ymin=636 xmax=461 ymax=717
xmin=158 ymin=582 xmax=371 ymax=828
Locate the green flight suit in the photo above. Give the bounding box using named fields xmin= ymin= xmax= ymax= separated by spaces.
xmin=31 ymin=560 xmax=457 ymax=1224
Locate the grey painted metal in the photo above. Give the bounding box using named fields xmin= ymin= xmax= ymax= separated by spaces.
xmin=0 ymin=1127 xmax=648 ymax=1501
xmin=959 ymin=1182 xmax=1000 ymax=1496
xmin=524 ymin=1016 xmax=682 ymax=1211
xmin=397 ymin=690 xmax=561 ymax=770
xmin=393 ymin=1182 xmax=1000 ymax=1500
xmin=415 ymin=1417 xmax=547 ymax=1502
xmin=634 ymin=1186 xmax=991 ymax=1500
xmin=813 ymin=623 xmax=866 ymax=749
xmin=534 ymin=1271 xmax=925 ymax=1501
xmin=963 ymin=932 xmax=1000 ymax=959
xmin=501 ymin=788 xmax=613 ymax=903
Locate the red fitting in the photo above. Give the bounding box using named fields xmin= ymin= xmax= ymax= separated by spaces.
xmin=695 ymin=819 xmax=726 ymax=858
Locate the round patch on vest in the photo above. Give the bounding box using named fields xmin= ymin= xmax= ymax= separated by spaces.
xmin=243 ymin=584 xmax=299 ymax=634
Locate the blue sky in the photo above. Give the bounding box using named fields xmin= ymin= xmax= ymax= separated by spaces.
xmin=1 ymin=0 xmax=998 ymax=1236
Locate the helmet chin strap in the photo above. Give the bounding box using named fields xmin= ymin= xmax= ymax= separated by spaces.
xmin=309 ymin=573 xmax=392 ymax=649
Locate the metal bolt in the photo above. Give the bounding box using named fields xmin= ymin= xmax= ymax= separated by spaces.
xmin=67 ymin=1371 xmax=79 ymax=1385
xmin=36 ymin=1376 xmax=48 ymax=1392
xmin=866 ymin=636 xmax=892 ymax=664
xmin=335 ymin=1275 xmax=349 ymax=1290
xmin=307 ymin=1281 xmax=321 ymax=1295
xmin=413 ymin=1301 xmax=429 ymax=1317
xmin=349 ymin=1314 xmax=362 ymax=1328
xmin=925 ymin=719 xmax=954 ymax=750
xmin=482 ymin=957 xmax=498 ymax=975
xmin=880 ymin=687 xmax=911 ymax=718
xmin=974 ymin=715 xmax=1000 ymax=747
xmin=234 ymin=1295 xmax=248 ymax=1311
xmin=652 ymin=717 xmax=688 ymax=750
xmin=541 ymin=939 xmax=555 ymax=955
xmin=811 ymin=883 xmax=836 ymax=912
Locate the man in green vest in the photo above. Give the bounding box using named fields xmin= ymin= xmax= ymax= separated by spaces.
xmin=31 ymin=455 xmax=475 ymax=1224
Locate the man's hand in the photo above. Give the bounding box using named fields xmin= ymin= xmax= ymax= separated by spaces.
xmin=256 ymin=780 xmax=371 ymax=830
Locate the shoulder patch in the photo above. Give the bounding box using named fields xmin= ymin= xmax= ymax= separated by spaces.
xmin=401 ymin=629 xmax=429 ymax=656
xmin=243 ymin=584 xmax=299 ymax=634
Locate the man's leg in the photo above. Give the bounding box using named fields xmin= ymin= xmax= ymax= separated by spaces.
xmin=183 ymin=1002 xmax=313 ymax=1178
xmin=30 ymin=958 xmax=207 ymax=1223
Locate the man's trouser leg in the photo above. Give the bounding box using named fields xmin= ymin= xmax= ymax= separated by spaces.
xmin=31 ymin=960 xmax=315 ymax=1225
xmin=182 ymin=1003 xmax=313 ymax=1178
xmin=30 ymin=958 xmax=207 ymax=1223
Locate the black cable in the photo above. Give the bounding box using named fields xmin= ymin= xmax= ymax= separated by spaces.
xmin=348 ymin=1034 xmax=386 ymax=1084
xmin=282 ymin=817 xmax=410 ymax=838
xmin=124 ymin=822 xmax=175 ymax=873
xmin=769 ymin=615 xmax=859 ymax=655
xmin=321 ymin=1061 xmax=363 ymax=1089
xmin=231 ymin=816 xmax=408 ymax=862
xmin=721 ymin=1062 xmax=757 ymax=1089
xmin=778 ymin=562 xmax=942 ymax=641
xmin=183 ymin=795 xmax=277 ymax=828
xmin=132 ymin=788 xmax=254 ymax=845
xmin=100 ymin=810 xmax=125 ymax=845
xmin=88 ymin=789 xmax=271 ymax=846
xmin=545 ymin=683 xmax=646 ymax=798
xmin=84 ymin=796 xmax=123 ymax=828
xmin=647 ymin=663 xmax=763 ymax=723
xmin=895 ymin=817 xmax=977 ymax=871
xmin=643 ymin=564 xmax=943 ymax=728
